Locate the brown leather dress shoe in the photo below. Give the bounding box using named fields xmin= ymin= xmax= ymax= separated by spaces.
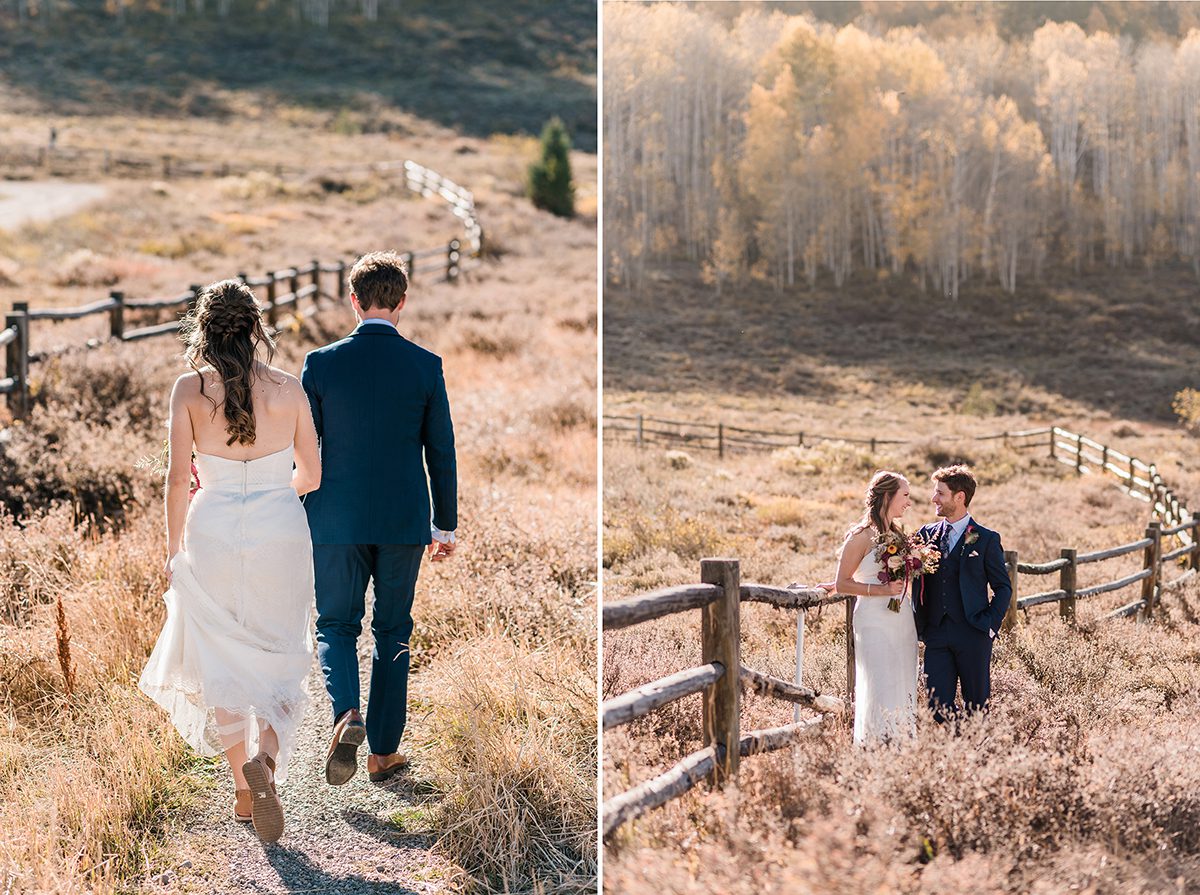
xmin=367 ymin=752 xmax=409 ymax=783
xmin=241 ymin=752 xmax=284 ymax=842
xmin=325 ymin=709 xmax=367 ymax=785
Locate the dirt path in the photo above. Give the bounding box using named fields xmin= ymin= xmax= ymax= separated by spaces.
xmin=0 ymin=181 xmax=109 ymax=230
xmin=143 ymin=604 xmax=463 ymax=895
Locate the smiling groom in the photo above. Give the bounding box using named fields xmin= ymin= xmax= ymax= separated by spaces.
xmin=911 ymin=465 xmax=1011 ymax=722
xmin=300 ymin=251 xmax=457 ymax=785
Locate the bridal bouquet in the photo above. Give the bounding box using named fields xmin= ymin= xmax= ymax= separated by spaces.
xmin=873 ymin=530 xmax=941 ymax=612
xmin=137 ymin=440 xmax=202 ymax=498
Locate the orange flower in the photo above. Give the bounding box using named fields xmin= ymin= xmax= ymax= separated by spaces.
xmin=887 ymin=545 xmax=898 ymax=554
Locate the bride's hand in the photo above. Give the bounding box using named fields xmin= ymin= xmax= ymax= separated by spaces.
xmin=163 ymin=553 xmax=177 ymax=582
xmin=816 ymin=581 xmax=836 ymax=593
xmin=882 ymin=578 xmax=905 ymax=597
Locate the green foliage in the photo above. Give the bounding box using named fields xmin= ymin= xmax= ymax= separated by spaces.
xmin=527 ymin=117 xmax=575 ymax=218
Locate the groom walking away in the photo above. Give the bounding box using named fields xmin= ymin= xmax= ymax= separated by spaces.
xmin=301 ymin=251 xmax=457 ymax=785
xmin=912 ymin=465 xmax=1011 ymax=723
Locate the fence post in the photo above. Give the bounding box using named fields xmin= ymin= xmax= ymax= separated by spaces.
xmin=162 ymin=154 xmax=172 ymax=178
xmin=635 ymin=414 xmax=644 ymax=447
xmin=845 ymin=595 xmax=855 ymax=702
xmin=337 ymin=260 xmax=347 ymax=300
xmin=1049 ymin=427 xmax=1057 ymax=460
xmin=103 ymin=150 xmax=111 ymax=174
xmin=718 ymin=423 xmax=725 ymax=458
xmin=1192 ymin=511 xmax=1200 ymax=571
xmin=4 ymin=304 xmax=29 ymax=420
xmin=1141 ymin=521 xmax=1162 ymax=621
xmin=1100 ymin=444 xmax=1108 ymax=475
xmin=700 ymin=558 xmax=740 ymax=786
xmin=1075 ymin=433 xmax=1083 ymax=474
xmin=793 ymin=608 xmax=805 ymax=724
xmin=187 ymin=284 xmax=202 ymax=319
xmin=1003 ymin=549 xmax=1019 ymax=632
xmin=1059 ymin=547 xmax=1077 ymax=625
xmin=446 ymin=239 xmax=461 ymax=282
xmin=798 ymin=432 xmax=804 ymax=447
xmin=289 ymin=270 xmax=300 ymax=316
xmin=1129 ymin=457 xmax=1137 ymax=495
xmin=108 ymin=290 xmax=124 ymax=340
xmin=266 ymin=276 xmax=278 ymax=328
xmin=311 ymin=258 xmax=321 ymax=305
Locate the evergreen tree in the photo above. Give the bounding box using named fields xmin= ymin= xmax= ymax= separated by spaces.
xmin=528 ymin=117 xmax=575 ymax=218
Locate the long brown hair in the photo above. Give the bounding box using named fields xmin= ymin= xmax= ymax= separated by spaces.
xmin=182 ymin=279 xmax=276 ymax=446
xmin=850 ymin=470 xmax=908 ymax=538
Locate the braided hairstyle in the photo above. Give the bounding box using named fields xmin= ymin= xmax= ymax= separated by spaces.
xmin=182 ymin=279 xmax=276 ymax=446
xmin=850 ymin=470 xmax=908 ymax=539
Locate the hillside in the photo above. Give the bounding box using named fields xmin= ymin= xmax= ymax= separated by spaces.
xmin=0 ymin=0 xmax=597 ymax=150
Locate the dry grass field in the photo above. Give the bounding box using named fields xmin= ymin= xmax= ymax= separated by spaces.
xmin=603 ymin=268 xmax=1200 ymax=893
xmin=0 ymin=107 xmax=597 ymax=893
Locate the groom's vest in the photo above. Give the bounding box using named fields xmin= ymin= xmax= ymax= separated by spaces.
xmin=926 ymin=534 xmax=966 ymax=625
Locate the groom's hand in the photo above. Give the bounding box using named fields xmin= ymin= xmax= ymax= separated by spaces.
xmin=427 ymin=540 xmax=456 ymax=562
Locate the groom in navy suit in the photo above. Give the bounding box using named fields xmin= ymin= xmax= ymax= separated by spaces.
xmin=912 ymin=465 xmax=1011 ymax=722
xmin=301 ymin=251 xmax=457 ymax=785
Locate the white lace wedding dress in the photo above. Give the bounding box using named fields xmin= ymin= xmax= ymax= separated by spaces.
xmin=139 ymin=446 xmax=314 ymax=782
xmin=852 ymin=548 xmax=918 ymax=745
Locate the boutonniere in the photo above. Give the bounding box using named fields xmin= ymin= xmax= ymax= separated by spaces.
xmin=963 ymin=525 xmax=980 ymax=546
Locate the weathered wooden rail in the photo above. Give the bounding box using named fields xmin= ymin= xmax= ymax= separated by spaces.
xmin=604 ymin=420 xmax=1200 ymax=835
xmin=602 ymin=559 xmax=847 ymax=838
xmin=0 ymin=160 xmax=481 ymax=420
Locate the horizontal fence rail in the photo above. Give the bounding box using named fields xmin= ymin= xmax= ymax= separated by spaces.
xmin=604 ymin=420 xmax=1200 ymax=837
xmin=1 ymin=160 xmax=482 ymax=420
xmin=602 ymin=559 xmax=848 ymax=838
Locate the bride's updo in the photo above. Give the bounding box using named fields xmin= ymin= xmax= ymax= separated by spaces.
xmin=182 ymin=279 xmax=276 ymax=446
xmin=852 ymin=470 xmax=908 ymax=538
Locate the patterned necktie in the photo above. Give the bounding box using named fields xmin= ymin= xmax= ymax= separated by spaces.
xmin=939 ymin=520 xmax=952 ymax=556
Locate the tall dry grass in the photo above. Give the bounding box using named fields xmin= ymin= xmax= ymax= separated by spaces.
xmin=603 ymin=425 xmax=1200 ymax=893
xmin=0 ymin=159 xmax=597 ymax=892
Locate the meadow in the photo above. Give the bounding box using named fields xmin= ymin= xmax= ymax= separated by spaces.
xmin=603 ymin=268 xmax=1200 ymax=893
xmin=0 ymin=110 xmax=597 ymax=894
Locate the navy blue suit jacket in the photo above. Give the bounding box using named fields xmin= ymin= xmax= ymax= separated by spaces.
xmin=912 ymin=519 xmax=1012 ymax=637
xmin=300 ymin=323 xmax=457 ymax=545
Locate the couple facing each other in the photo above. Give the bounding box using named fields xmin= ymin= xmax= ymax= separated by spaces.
xmin=829 ymin=465 xmax=1013 ymax=745
xmin=138 ymin=251 xmax=457 ymax=842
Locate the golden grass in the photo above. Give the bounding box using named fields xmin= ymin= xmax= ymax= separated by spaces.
xmin=602 ymin=414 xmax=1200 ymax=891
xmin=0 ymin=121 xmax=597 ymax=893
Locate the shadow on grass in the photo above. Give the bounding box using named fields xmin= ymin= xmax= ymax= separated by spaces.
xmin=603 ymin=262 xmax=1200 ymax=424
xmin=0 ymin=0 xmax=597 ymax=150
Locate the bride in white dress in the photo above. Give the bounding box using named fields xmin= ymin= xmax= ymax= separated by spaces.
xmin=139 ymin=279 xmax=321 ymax=842
xmin=831 ymin=471 xmax=919 ymax=745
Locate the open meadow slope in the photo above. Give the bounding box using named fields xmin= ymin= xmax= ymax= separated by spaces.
xmin=0 ymin=20 xmax=598 ymax=891
xmin=603 ymin=266 xmax=1200 ymax=893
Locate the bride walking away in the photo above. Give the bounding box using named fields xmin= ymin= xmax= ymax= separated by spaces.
xmin=139 ymin=279 xmax=321 ymax=842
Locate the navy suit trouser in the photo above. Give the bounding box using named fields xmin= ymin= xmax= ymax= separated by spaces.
xmin=921 ymin=614 xmax=993 ymax=721
xmin=314 ymin=543 xmax=424 ymax=755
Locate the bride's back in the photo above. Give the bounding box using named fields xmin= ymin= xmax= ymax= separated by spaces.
xmin=187 ymin=363 xmax=304 ymax=460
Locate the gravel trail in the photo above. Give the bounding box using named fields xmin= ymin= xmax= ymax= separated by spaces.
xmin=144 ymin=599 xmax=462 ymax=895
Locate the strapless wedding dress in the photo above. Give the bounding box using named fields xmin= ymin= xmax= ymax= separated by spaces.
xmin=852 ymin=547 xmax=918 ymax=745
xmin=139 ymin=446 xmax=314 ymax=782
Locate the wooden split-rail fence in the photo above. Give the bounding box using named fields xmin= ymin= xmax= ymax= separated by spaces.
xmin=602 ymin=559 xmax=846 ymax=838
xmin=603 ymin=423 xmax=1199 ymax=836
xmin=0 ymin=160 xmax=481 ymax=420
